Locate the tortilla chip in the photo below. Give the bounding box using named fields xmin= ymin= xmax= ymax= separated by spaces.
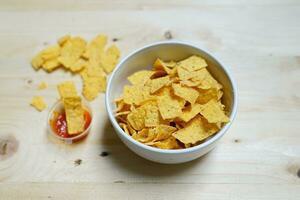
xmin=172 ymin=116 xmax=207 ymax=144
xmin=101 ymin=44 xmax=120 ymax=73
xmin=57 ymin=81 xmax=78 ymax=98
xmin=128 ymin=70 xmax=154 ymax=85
xmin=119 ymin=123 xmax=130 ymax=135
xmin=179 ymin=104 xmax=203 ymax=122
xmin=132 ymin=128 xmax=156 ymax=143
xmin=153 ymin=58 xmax=177 ymax=75
xmin=82 ymin=75 xmax=106 ymax=101
xmin=40 ymin=45 xmax=60 ymax=60
xmin=127 ymin=107 xmax=146 ymax=130
xmin=42 ymin=58 xmax=60 ymax=72
xmin=58 ymin=35 xmax=71 ymax=46
xmin=150 ymin=136 xmax=181 ymax=149
xmin=178 ymin=55 xmax=207 ymax=71
xmin=37 ymin=82 xmax=47 ymax=90
xmin=142 ymin=101 xmax=162 ymax=127
xmin=123 ymin=85 xmax=152 ymax=105
xmin=172 ymin=83 xmax=199 ymax=104
xmin=157 ymin=91 xmax=184 ymax=120
xmin=192 ymin=68 xmax=222 ymax=90
xmin=146 ymin=76 xmax=170 ymax=94
xmin=58 ymin=37 xmax=86 ymax=70
xmin=83 ymin=34 xmax=107 ymax=59
xmin=199 ymin=99 xmax=229 ymax=123
xmin=197 ymin=88 xmax=223 ymax=104
xmin=31 ymin=53 xmax=44 ymax=70
xmin=63 ymin=96 xmax=85 ymax=134
xmin=30 ymin=96 xmax=47 ymax=111
xmin=153 ymin=124 xmax=177 ymax=142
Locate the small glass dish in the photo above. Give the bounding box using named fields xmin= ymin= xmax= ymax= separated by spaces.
xmin=47 ymin=99 xmax=93 ymax=144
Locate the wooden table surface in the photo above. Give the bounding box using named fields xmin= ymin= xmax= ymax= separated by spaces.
xmin=0 ymin=1 xmax=299 ymax=199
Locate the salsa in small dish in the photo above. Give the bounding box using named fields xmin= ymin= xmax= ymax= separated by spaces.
xmin=47 ymin=100 xmax=92 ymax=144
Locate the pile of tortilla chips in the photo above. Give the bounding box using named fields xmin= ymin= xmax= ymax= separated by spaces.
xmin=115 ymin=55 xmax=229 ymax=149
xmin=31 ymin=34 xmax=120 ymax=101
xmin=57 ymin=81 xmax=85 ymax=134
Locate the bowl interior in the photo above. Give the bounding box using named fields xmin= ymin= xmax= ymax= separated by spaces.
xmin=107 ymin=42 xmax=235 ymax=119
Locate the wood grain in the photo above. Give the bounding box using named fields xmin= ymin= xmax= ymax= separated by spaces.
xmin=0 ymin=0 xmax=299 ymax=199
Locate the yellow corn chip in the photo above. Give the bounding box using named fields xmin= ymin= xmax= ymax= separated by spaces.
xmin=132 ymin=128 xmax=156 ymax=143
xmin=154 ymin=58 xmax=177 ymax=75
xmin=83 ymin=34 xmax=107 ymax=59
xmin=101 ymin=44 xmax=121 ymax=73
xmin=42 ymin=58 xmax=60 ymax=72
xmin=82 ymin=75 xmax=106 ymax=101
xmin=172 ymin=83 xmax=199 ymax=105
xmin=142 ymin=101 xmax=161 ymax=127
xmin=179 ymin=104 xmax=203 ymax=122
xmin=31 ymin=45 xmax=61 ymax=71
xmin=58 ymin=37 xmax=86 ymax=70
xmin=197 ymin=88 xmax=223 ymax=104
xmin=37 ymin=82 xmax=47 ymax=90
xmin=157 ymin=91 xmax=184 ymax=120
xmin=172 ymin=116 xmax=207 ymax=144
xmin=177 ymin=66 xmax=195 ymax=80
xmin=199 ymin=99 xmax=229 ymax=123
xmin=31 ymin=53 xmax=44 ymax=70
xmin=40 ymin=45 xmax=60 ymax=60
xmin=63 ymin=96 xmax=85 ymax=134
xmin=57 ymin=81 xmax=77 ymax=98
xmin=178 ymin=55 xmax=207 ymax=71
xmin=151 ymin=136 xmax=181 ymax=149
xmin=58 ymin=35 xmax=71 ymax=46
xmin=146 ymin=76 xmax=170 ymax=94
xmin=127 ymin=123 xmax=137 ymax=135
xmin=80 ymin=65 xmax=106 ymax=101
xmin=70 ymin=58 xmax=87 ymax=72
xmin=30 ymin=96 xmax=47 ymax=111
xmin=119 ymin=123 xmax=130 ymax=135
xmin=127 ymin=107 xmax=146 ymax=130
xmin=115 ymin=111 xmax=130 ymax=117
xmin=128 ymin=70 xmax=154 ymax=85
xmin=191 ymin=68 xmax=222 ymax=90
xmin=151 ymin=70 xmax=168 ymax=79
xmin=153 ymin=124 xmax=177 ymax=142
xmin=180 ymin=79 xmax=201 ymax=87
xmin=123 ymin=85 xmax=152 ymax=105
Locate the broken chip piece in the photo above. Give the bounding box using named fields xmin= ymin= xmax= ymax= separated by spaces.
xmin=30 ymin=96 xmax=47 ymax=111
xmin=31 ymin=34 xmax=121 ymax=102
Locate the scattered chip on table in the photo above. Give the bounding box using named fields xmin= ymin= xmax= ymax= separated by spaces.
xmin=30 ymin=96 xmax=47 ymax=111
xmin=38 ymin=81 xmax=48 ymax=90
xmin=31 ymin=34 xmax=121 ymax=102
xmin=57 ymin=81 xmax=78 ymax=98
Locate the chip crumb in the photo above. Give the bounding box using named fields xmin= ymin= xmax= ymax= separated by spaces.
xmin=37 ymin=81 xmax=48 ymax=90
xmin=30 ymin=96 xmax=47 ymax=111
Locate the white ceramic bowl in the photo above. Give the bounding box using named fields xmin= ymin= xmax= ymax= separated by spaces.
xmin=105 ymin=41 xmax=237 ymax=164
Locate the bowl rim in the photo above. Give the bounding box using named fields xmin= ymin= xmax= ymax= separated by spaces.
xmin=105 ymin=40 xmax=238 ymax=154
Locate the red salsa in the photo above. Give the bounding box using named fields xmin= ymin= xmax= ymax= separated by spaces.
xmin=51 ymin=110 xmax=92 ymax=138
